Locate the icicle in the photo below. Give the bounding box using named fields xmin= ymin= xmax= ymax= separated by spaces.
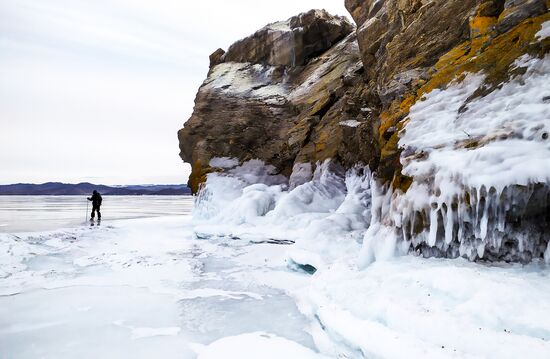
xmin=457 ymin=200 xmax=464 ymax=243
xmin=518 ymin=232 xmax=525 ymax=252
xmin=480 ymin=197 xmax=489 ymax=240
xmin=497 ymin=186 xmax=506 ymax=233
xmin=445 ymin=202 xmax=454 ymax=244
xmin=477 ymin=242 xmax=486 ymax=259
xmin=428 ymin=204 xmax=439 ymax=247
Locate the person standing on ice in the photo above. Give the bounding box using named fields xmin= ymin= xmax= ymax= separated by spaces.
xmin=87 ymin=190 xmax=102 ymax=221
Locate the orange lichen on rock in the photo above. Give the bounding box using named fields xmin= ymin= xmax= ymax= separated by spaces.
xmin=427 ymin=13 xmax=549 ymax=93
xmin=188 ymin=160 xmax=215 ymax=194
xmin=469 ymin=15 xmax=497 ymax=38
xmin=377 ymin=11 xmax=550 ymax=189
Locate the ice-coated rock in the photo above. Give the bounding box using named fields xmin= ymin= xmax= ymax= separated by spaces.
xmin=179 ymin=1 xmax=550 ymax=263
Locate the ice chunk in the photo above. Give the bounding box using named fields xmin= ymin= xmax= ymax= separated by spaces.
xmin=289 ymin=162 xmax=313 ymax=189
xmin=193 ymin=159 xmax=287 ymax=221
xmin=209 ymin=157 xmax=239 ymax=169
xmin=359 ymin=223 xmax=398 ymax=268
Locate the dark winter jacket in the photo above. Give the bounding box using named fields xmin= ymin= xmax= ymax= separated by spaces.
xmin=87 ymin=192 xmax=102 ymax=207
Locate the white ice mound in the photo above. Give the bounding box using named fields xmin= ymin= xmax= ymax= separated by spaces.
xmin=299 ymin=257 xmax=550 ymax=358
xmin=193 ymin=160 xmax=372 ymax=270
xmin=284 ymin=165 xmax=372 ymax=270
xmin=384 ymin=54 xmax=550 ymax=262
xmin=193 ymin=159 xmax=286 ymax=223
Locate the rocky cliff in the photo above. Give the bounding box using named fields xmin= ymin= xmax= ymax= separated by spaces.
xmin=178 ymin=10 xmax=378 ymax=193
xmin=179 ymin=2 xmax=550 ymax=263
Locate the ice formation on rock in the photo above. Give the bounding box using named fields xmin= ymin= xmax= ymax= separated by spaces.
xmin=194 ymin=56 xmax=550 ymax=266
xmin=193 ymin=160 xmax=372 ymax=270
xmin=536 ymin=20 xmax=550 ymax=40
xmin=389 ymin=55 xmax=550 ymax=263
xmin=184 ymin=5 xmax=550 ymax=267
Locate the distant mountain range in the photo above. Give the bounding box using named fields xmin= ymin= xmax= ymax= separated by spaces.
xmin=0 ymin=182 xmax=192 ymax=195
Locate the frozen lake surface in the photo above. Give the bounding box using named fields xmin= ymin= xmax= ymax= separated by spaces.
xmin=0 ymin=195 xmax=192 ymax=232
xmin=0 ymin=198 xmax=318 ymax=358
xmin=1 ymin=196 xmax=550 ymax=358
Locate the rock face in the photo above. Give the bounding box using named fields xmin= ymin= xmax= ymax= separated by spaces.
xmin=179 ymin=2 xmax=550 ymax=262
xmin=344 ymin=0 xmax=550 ymax=262
xmin=179 ymin=10 xmax=378 ymax=193
xmin=223 ymin=10 xmax=354 ymax=67
xmin=345 ymin=0 xmax=549 ymax=185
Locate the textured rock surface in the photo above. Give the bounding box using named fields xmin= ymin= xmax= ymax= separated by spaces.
xmin=345 ymin=0 xmax=549 ymax=185
xmin=345 ymin=0 xmax=550 ymax=261
xmin=178 ymin=10 xmax=377 ymax=193
xmin=179 ymin=2 xmax=548 ymax=191
xmin=223 ymin=10 xmax=353 ymax=67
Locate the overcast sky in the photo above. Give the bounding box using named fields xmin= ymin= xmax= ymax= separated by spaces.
xmin=0 ymin=0 xmax=349 ymax=185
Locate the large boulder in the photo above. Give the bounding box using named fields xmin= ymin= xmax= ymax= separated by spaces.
xmin=178 ymin=10 xmax=378 ymax=193
xmin=222 ymin=9 xmax=354 ymax=67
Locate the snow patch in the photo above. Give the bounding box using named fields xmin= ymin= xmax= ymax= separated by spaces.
xmin=339 ymin=120 xmax=361 ymax=127
xmin=204 ymin=62 xmax=288 ymax=104
xmin=266 ymin=20 xmax=292 ymax=32
xmin=209 ymin=157 xmax=239 ymax=169
xmin=536 ymin=20 xmax=550 ymax=40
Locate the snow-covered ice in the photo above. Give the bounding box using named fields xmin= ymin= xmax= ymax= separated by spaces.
xmin=297 ymin=257 xmax=550 ymax=359
xmin=0 ymin=200 xmax=317 ymax=358
xmin=4 ymin=117 xmax=550 ymax=359
xmin=2 ymin=186 xmax=550 ymax=358
xmin=186 ymin=154 xmax=550 ymax=358
xmin=195 ymin=332 xmax=328 ymax=359
xmin=183 ymin=152 xmax=549 ymax=358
